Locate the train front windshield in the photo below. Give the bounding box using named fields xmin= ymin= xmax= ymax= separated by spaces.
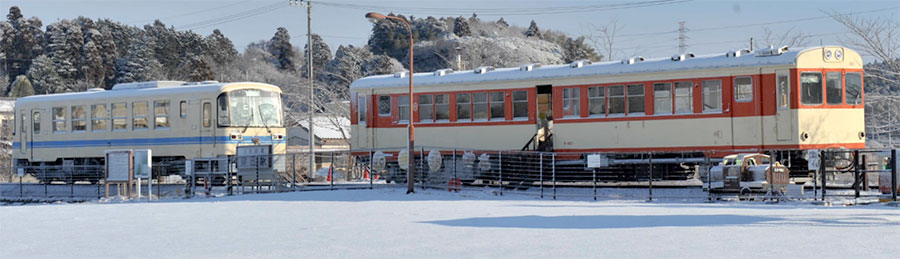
xmin=219 ymin=89 xmax=283 ymax=127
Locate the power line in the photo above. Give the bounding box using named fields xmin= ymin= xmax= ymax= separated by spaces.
xmin=127 ymin=0 xmax=257 ymax=24
xmin=176 ymin=1 xmax=286 ymax=31
xmin=316 ymin=0 xmax=692 ymax=16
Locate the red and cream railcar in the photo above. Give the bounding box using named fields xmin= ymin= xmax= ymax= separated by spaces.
xmin=349 ymin=46 xmax=864 ymax=169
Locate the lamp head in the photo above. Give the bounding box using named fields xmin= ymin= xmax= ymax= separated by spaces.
xmin=365 ymin=12 xmax=386 ymax=23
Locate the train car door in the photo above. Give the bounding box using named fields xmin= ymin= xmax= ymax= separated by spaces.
xmin=535 ymin=85 xmax=553 ymax=150
xmin=774 ymin=70 xmax=792 ymax=140
xmin=199 ymin=98 xmax=214 ymax=157
xmin=29 ymin=109 xmax=39 ymax=160
xmin=18 ymin=110 xmax=27 ymax=157
xmin=356 ymin=90 xmax=371 ymax=149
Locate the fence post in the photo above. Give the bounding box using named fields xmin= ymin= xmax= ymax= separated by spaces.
xmin=820 ymin=150 xmax=826 ymax=201
xmin=498 ymin=151 xmax=503 ymax=196
xmin=19 ymin=173 xmax=23 ymax=197
xmin=892 ymin=149 xmax=897 ymax=201
xmin=98 ymin=170 xmax=102 ymax=199
xmin=592 ymin=168 xmax=597 ymax=201
xmin=70 ymin=171 xmax=74 ymax=199
xmin=540 ymin=153 xmax=544 ymax=199
xmin=648 ymin=153 xmax=653 ymax=202
xmin=291 ymin=153 xmax=296 ymax=191
xmin=552 ymin=153 xmax=556 ymax=200
xmin=330 ymin=152 xmax=335 ymax=190
xmin=43 ymin=170 xmax=47 ymax=197
xmin=453 ymin=148 xmax=457 ymax=185
xmin=369 ymin=150 xmax=374 ymax=190
xmin=706 ymin=152 xmax=712 ymax=201
xmin=255 ymin=155 xmax=260 ymax=194
xmin=854 ymin=150 xmax=860 ymax=199
xmin=421 ymin=148 xmax=425 ymax=190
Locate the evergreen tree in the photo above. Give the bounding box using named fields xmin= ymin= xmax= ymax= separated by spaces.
xmin=115 ymin=37 xmax=163 ymax=84
xmin=268 ymin=27 xmax=296 ymax=71
xmin=0 ymin=69 xmax=8 ymax=96
xmin=26 ymin=54 xmax=62 ymax=94
xmin=303 ymin=33 xmax=332 ymax=78
xmin=453 ymin=17 xmax=471 ymax=37
xmin=525 ymin=20 xmax=541 ymax=38
xmin=9 ymin=75 xmax=34 ymax=98
xmin=205 ymin=29 xmax=238 ymax=65
xmin=183 ymin=55 xmax=214 ymax=82
xmin=44 ymin=20 xmax=82 ymax=81
xmin=3 ymin=6 xmax=44 ymax=83
xmin=496 ymin=17 xmax=509 ymax=28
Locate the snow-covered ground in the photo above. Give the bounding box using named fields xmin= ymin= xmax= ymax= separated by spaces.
xmin=1 ymin=188 xmax=898 ymax=258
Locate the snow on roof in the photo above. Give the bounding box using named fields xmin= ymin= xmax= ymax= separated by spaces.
xmin=299 ymin=116 xmax=350 ymax=140
xmin=351 ymin=47 xmax=818 ymax=90
xmin=14 ymin=81 xmax=280 ymax=105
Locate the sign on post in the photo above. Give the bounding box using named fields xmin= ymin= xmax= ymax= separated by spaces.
xmin=16 ymin=168 xmax=24 ymax=177
xmin=104 ymin=150 xmax=134 ymax=198
xmin=237 ymin=145 xmax=272 ymax=169
xmin=133 ymin=149 xmax=152 ymax=179
xmin=806 ymin=149 xmax=820 ymax=171
xmin=587 ymin=154 xmax=609 ymax=168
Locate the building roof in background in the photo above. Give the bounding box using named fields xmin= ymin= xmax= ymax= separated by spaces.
xmin=298 ymin=116 xmax=350 ymax=140
xmin=0 ymin=98 xmax=15 ymax=113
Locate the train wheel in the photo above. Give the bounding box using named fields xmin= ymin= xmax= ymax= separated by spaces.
xmin=739 ymin=188 xmax=752 ymax=201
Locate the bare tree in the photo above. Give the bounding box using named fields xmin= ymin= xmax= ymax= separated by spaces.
xmin=585 ymin=18 xmax=622 ymax=61
xmin=829 ymin=11 xmax=899 ymax=83
xmin=755 ymin=27 xmax=810 ymax=49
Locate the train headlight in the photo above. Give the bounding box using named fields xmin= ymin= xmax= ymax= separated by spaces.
xmin=824 ymin=49 xmax=833 ymax=60
xmin=835 ymin=49 xmax=843 ymax=60
xmin=858 ymin=131 xmax=866 ymax=140
xmin=230 ymin=131 xmax=243 ymax=140
xmin=271 ymin=134 xmax=284 ymax=141
xmin=800 ymin=131 xmax=810 ymax=142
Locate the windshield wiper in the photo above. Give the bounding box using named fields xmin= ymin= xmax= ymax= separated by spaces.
xmin=258 ymin=104 xmax=272 ymax=134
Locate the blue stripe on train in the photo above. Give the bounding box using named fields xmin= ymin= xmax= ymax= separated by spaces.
xmin=11 ymin=136 xmax=285 ymax=149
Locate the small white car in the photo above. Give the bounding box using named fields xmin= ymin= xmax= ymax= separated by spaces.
xmin=708 ymin=153 xmax=790 ymax=197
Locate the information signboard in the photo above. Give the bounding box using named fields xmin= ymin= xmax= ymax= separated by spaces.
xmin=133 ymin=149 xmax=152 ymax=178
xmin=105 ymin=150 xmax=133 ymax=182
xmin=237 ymin=145 xmax=272 ymax=169
xmin=587 ymin=154 xmax=608 ymax=168
xmin=806 ymin=149 xmax=820 ymax=171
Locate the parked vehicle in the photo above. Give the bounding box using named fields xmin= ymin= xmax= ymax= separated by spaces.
xmin=708 ymin=153 xmax=790 ymax=197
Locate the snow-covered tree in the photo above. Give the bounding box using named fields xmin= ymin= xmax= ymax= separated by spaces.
xmin=453 ymin=17 xmax=471 ymax=37
xmin=205 ymin=29 xmax=238 ymax=65
xmin=496 ymin=17 xmax=509 ymax=28
xmin=525 ymin=20 xmax=541 ymax=38
xmin=182 ymin=55 xmax=214 ymax=82
xmin=44 ymin=20 xmax=82 ymax=81
xmin=115 ymin=37 xmax=163 ymax=84
xmin=26 ymin=54 xmax=62 ymax=94
xmin=9 ymin=74 xmax=34 ymax=97
xmin=303 ymin=33 xmax=332 ymax=78
xmin=2 ymin=6 xmax=44 ymax=83
xmin=268 ymin=27 xmax=297 ymax=71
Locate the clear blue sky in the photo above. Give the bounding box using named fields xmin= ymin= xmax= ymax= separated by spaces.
xmin=3 ymin=0 xmax=898 ymax=63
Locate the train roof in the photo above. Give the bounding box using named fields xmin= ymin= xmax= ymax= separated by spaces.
xmin=350 ymin=46 xmax=852 ymax=90
xmin=14 ymin=81 xmax=282 ymax=106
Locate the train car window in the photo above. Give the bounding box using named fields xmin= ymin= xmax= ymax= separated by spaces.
xmin=112 ymin=103 xmax=127 ymax=131
xmin=217 ymin=94 xmax=229 ymax=127
xmin=154 ymin=100 xmax=170 ymax=129
xmin=608 ymin=86 xmax=625 ymax=116
xmin=588 ymin=87 xmax=605 ymax=116
xmin=456 ymin=93 xmax=472 ymax=122
xmin=435 ymin=94 xmax=450 ymax=121
xmin=562 ymin=88 xmax=579 ymax=118
xmin=358 ymin=95 xmax=367 ymax=124
xmin=702 ymin=80 xmax=722 ymax=112
xmin=72 ymin=106 xmax=87 ymax=132
xmin=203 ymin=102 xmax=211 ymax=128
xmin=52 ymin=107 xmax=67 ymax=133
xmin=512 ymin=90 xmax=529 ymax=119
xmin=674 ymin=81 xmax=693 ymax=114
xmin=180 ymin=101 xmax=187 ymax=119
xmin=627 ymin=84 xmax=645 ymax=115
xmin=845 ymin=72 xmax=862 ymax=105
xmin=800 ymin=72 xmax=823 ymax=105
xmin=32 ymin=112 xmax=40 ymax=134
xmin=378 ymin=95 xmax=391 ymax=116
xmin=132 ymin=101 xmax=149 ymax=130
xmin=473 ymin=92 xmax=488 ymax=121
xmin=734 ymin=77 xmax=753 ymax=102
xmin=653 ymin=83 xmax=672 ymax=115
xmin=419 ymin=94 xmax=433 ymax=122
xmin=490 ymin=92 xmax=505 ymax=120
xmin=91 ymin=104 xmax=108 ymax=132
xmin=776 ymin=75 xmax=789 ymax=109
xmin=398 ymin=96 xmax=410 ymax=122
xmin=826 ymin=72 xmax=843 ymax=105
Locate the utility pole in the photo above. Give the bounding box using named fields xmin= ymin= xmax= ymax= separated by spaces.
xmin=290 ymin=0 xmax=316 ymax=179
xmin=677 ymin=21 xmax=688 ymax=54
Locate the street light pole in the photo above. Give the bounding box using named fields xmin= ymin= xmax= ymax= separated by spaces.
xmin=366 ymin=12 xmax=415 ymax=194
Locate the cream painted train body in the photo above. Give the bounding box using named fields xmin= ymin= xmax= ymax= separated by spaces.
xmin=12 ymin=81 xmax=286 ymax=181
xmin=349 ymin=46 xmax=864 ymax=178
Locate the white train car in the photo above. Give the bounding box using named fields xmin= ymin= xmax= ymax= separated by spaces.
xmin=349 ymin=46 xmax=865 ymax=176
xmin=12 ymin=81 xmax=286 ymax=182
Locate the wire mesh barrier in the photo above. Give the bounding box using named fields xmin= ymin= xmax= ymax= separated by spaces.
xmin=1 ymin=148 xmax=897 ymax=204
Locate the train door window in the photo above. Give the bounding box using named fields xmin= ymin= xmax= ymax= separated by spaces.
xmin=217 ymin=94 xmax=229 ymax=127
xmin=588 ymin=86 xmax=606 ymax=116
xmin=132 ymin=101 xmax=149 ymax=130
xmin=358 ymin=95 xmax=367 ymax=124
xmin=398 ymin=96 xmax=410 ymax=123
xmin=91 ymin=104 xmax=108 ymax=132
xmin=52 ymin=107 xmax=66 ymax=133
xmin=674 ymin=81 xmax=693 ymax=114
xmin=653 ymin=83 xmax=672 ymax=115
xmin=32 ymin=112 xmax=40 ymax=134
xmin=734 ymin=76 xmax=753 ymax=102
xmin=702 ymin=80 xmax=722 ymax=112
xmin=490 ymin=91 xmax=505 ymax=120
xmin=845 ymin=72 xmax=862 ymax=105
xmin=71 ymin=105 xmax=87 ymax=132
xmin=154 ymin=100 xmax=170 ymax=129
xmin=512 ymin=90 xmax=529 ymax=119
xmin=800 ymin=72 xmax=823 ymax=105
xmin=608 ymin=86 xmax=625 ymax=116
xmin=202 ymin=102 xmax=211 ymax=128
xmin=377 ymin=95 xmax=391 ymax=116
xmin=112 ymin=103 xmax=127 ymax=131
xmin=456 ymin=93 xmax=472 ymax=122
xmin=180 ymin=101 xmax=188 ymax=119
xmin=776 ymin=75 xmax=789 ymax=109
xmin=626 ymin=84 xmax=645 ymax=116
xmin=435 ymin=94 xmax=450 ymax=121
xmin=562 ymin=88 xmax=579 ymax=118
xmin=826 ymin=72 xmax=843 ymax=105
xmin=419 ymin=94 xmax=433 ymax=122
xmin=473 ymin=92 xmax=488 ymax=121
